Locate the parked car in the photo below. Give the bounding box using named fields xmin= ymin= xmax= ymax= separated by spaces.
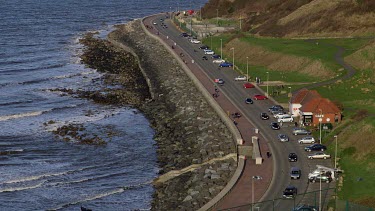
xmin=288 ymin=153 xmax=298 ymax=162
xmin=234 ymin=76 xmax=247 ymax=81
xmin=308 ymin=152 xmax=331 ymax=159
xmin=260 ymin=112 xmax=269 ymax=120
xmin=219 ymin=62 xmax=233 ymax=67
xmin=211 ymin=54 xmax=221 ymax=59
xmin=309 ymin=175 xmax=332 ymax=183
xmin=190 ymin=39 xmax=200 ymax=44
xmin=243 ymin=82 xmax=255 ymax=88
xmin=270 ymin=122 xmax=280 ymax=130
xmin=292 ymin=205 xmax=318 ymax=211
xmin=290 ymin=167 xmax=301 ymax=179
xmin=278 ymin=134 xmax=289 ymax=142
xmin=199 ymin=45 xmax=209 ymax=49
xmin=204 ymin=50 xmax=214 ymax=55
xmin=298 ymin=136 xmax=316 ymax=144
xmin=278 ymin=115 xmax=294 ymax=123
xmin=245 ymin=98 xmax=253 ymax=104
xmin=269 ymin=105 xmax=284 ymax=112
xmin=274 ymin=112 xmax=288 ymax=118
xmin=283 ymin=186 xmax=297 ymax=199
xmin=304 ymin=144 xmax=327 ymax=152
xmin=180 ymin=32 xmax=189 ymax=37
xmin=212 ymin=59 xmax=225 ymax=63
xmin=253 ymin=94 xmax=268 ymax=100
xmin=292 ymin=128 xmax=312 ymax=135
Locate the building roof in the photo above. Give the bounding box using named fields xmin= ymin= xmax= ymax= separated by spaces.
xmin=300 ymin=98 xmax=341 ymax=114
xmin=291 ymin=88 xmax=321 ymax=104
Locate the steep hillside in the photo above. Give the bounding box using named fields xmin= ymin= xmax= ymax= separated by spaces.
xmin=201 ymin=0 xmax=375 ymax=37
xmin=345 ymin=40 xmax=375 ymax=83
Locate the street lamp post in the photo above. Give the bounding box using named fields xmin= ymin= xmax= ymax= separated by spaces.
xmin=216 ymin=9 xmax=219 ymax=26
xmin=266 ymin=72 xmax=269 ymax=97
xmin=246 ymin=56 xmax=249 ymax=81
xmin=231 ymin=47 xmax=235 ymax=70
xmin=220 ymin=39 xmax=223 ymax=59
xmin=319 ymin=109 xmax=323 ymax=144
xmin=334 ymin=135 xmax=338 ymax=169
xmin=319 ymin=172 xmax=322 ymax=211
xmin=252 ymin=176 xmax=262 ymax=211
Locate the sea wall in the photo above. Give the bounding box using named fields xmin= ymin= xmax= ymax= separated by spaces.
xmin=108 ymin=20 xmax=237 ymax=210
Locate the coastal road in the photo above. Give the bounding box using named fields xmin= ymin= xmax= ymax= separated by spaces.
xmin=145 ymin=15 xmax=334 ymax=210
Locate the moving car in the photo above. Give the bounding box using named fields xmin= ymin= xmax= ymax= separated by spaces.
xmin=309 ymin=175 xmax=332 ymax=183
xmin=234 ymin=76 xmax=247 ymax=81
xmin=253 ymin=94 xmax=268 ymax=100
xmin=260 ymin=112 xmax=269 ymax=120
xmin=277 ymin=115 xmax=294 ymax=123
xmin=298 ymin=136 xmax=316 ymax=144
xmin=292 ymin=128 xmax=312 ymax=135
xmin=214 ymin=78 xmax=225 ymax=86
xmin=219 ymin=62 xmax=233 ymax=67
xmin=232 ymin=112 xmax=241 ymax=118
xmin=290 ymin=167 xmax=301 ymax=179
xmin=304 ymin=144 xmax=327 ymax=152
xmin=308 ymin=152 xmax=331 ymax=159
xmin=270 ymin=122 xmax=280 ymax=130
xmin=278 ymin=134 xmax=289 ymax=142
xmin=283 ymin=186 xmax=297 ymax=199
xmin=243 ymin=82 xmax=255 ymax=88
xmin=289 ymin=153 xmax=298 ymax=162
xmin=245 ymin=98 xmax=253 ymax=104
xmin=212 ymin=59 xmax=225 ymax=63
xmin=202 ymin=56 xmax=208 ymax=60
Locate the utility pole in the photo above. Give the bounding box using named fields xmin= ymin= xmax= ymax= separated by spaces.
xmin=216 ymin=9 xmax=219 ymax=26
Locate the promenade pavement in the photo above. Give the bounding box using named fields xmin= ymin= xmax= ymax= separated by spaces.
xmin=142 ymin=16 xmax=273 ymax=210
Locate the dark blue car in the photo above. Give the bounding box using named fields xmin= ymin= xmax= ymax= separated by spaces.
xmin=219 ymin=62 xmax=233 ymax=67
xmin=211 ymin=54 xmax=221 ymax=59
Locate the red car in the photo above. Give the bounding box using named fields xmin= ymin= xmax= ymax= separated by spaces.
xmin=243 ymin=82 xmax=255 ymax=89
xmin=253 ymin=94 xmax=268 ymax=100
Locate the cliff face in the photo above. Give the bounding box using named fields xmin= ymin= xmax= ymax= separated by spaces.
xmin=201 ymin=0 xmax=375 ymax=37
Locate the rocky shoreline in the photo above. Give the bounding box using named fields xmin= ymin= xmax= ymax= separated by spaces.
xmin=72 ymin=19 xmax=237 ymax=210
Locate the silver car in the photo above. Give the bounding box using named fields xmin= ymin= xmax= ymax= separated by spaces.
xmin=292 ymin=128 xmax=311 ymax=135
xmin=278 ymin=134 xmax=289 ymax=142
xmin=298 ymin=136 xmax=315 ymax=144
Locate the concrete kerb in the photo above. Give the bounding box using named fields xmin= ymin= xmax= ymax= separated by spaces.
xmin=141 ymin=15 xmax=245 ymax=211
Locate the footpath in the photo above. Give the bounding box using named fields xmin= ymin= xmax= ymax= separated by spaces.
xmin=142 ymin=15 xmax=273 ymax=210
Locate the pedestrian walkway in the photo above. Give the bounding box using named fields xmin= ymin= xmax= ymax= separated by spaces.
xmin=142 ymin=16 xmax=273 ymax=210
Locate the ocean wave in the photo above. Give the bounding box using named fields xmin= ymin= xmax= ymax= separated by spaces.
xmin=49 ymin=181 xmax=152 ymax=210
xmin=0 ymin=99 xmax=33 ymax=106
xmin=0 ymin=110 xmax=47 ymax=122
xmin=0 ymin=182 xmax=44 ymax=193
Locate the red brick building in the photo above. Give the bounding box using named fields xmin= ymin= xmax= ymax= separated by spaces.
xmin=289 ymin=88 xmax=341 ymax=126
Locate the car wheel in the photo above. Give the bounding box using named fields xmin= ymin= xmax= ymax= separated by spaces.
xmin=324 ymin=156 xmax=327 ymax=159
xmin=312 ymin=180 xmax=316 ymax=183
xmin=321 ymin=149 xmax=324 ymax=151
xmin=310 ymin=157 xmax=313 ymax=159
xmin=326 ymin=180 xmax=330 ymax=183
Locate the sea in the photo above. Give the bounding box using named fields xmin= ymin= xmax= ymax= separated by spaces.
xmin=0 ymin=0 xmax=206 ymax=210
